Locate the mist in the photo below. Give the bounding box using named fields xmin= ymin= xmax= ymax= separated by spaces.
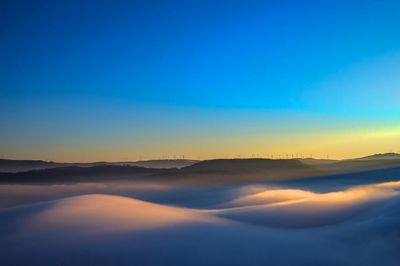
xmin=1 ymin=179 xmax=399 ymax=266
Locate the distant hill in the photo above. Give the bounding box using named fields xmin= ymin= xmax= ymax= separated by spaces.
xmin=0 ymin=159 xmax=198 ymax=173
xmin=174 ymin=159 xmax=321 ymax=183
xmin=182 ymin=159 xmax=309 ymax=173
xmin=0 ymin=159 xmax=320 ymax=184
xmin=296 ymin=154 xmax=400 ymax=173
xmin=127 ymin=160 xmax=198 ymax=169
xmin=3 ymin=155 xmax=400 ymax=185
xmin=179 ymin=156 xmax=400 ymax=183
xmin=314 ymin=158 xmax=400 ymax=173
xmin=298 ymin=158 xmax=339 ymax=165
xmin=355 ymin=153 xmax=400 ymax=160
xmin=0 ymin=165 xmax=175 ymax=184
xmin=0 ymin=159 xmax=65 ymax=173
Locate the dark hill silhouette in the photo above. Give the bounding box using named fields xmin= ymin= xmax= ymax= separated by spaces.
xmin=0 ymin=165 xmax=175 ymax=184
xmin=181 ymin=159 xmax=310 ymax=173
xmin=0 ymin=159 xmax=198 ymax=173
xmin=130 ymin=159 xmax=198 ymax=169
xmin=171 ymin=159 xmax=321 ymax=184
xmin=316 ymin=158 xmax=400 ymax=173
xmin=0 ymin=159 xmax=320 ymax=184
xmin=355 ymin=153 xmax=400 ymax=160
xmin=3 ymin=156 xmax=400 ymax=185
xmin=0 ymin=159 xmax=64 ymax=172
xmin=298 ymin=158 xmax=339 ymax=165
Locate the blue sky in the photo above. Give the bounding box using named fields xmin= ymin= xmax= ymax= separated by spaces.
xmin=1 ymin=0 xmax=400 ymax=161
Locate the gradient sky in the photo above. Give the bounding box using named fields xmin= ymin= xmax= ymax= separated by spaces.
xmin=1 ymin=0 xmax=400 ymax=162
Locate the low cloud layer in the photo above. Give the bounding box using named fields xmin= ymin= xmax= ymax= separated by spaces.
xmin=0 ymin=181 xmax=400 ymax=265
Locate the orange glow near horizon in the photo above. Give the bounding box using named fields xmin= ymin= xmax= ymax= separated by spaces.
xmin=3 ymin=125 xmax=400 ymax=162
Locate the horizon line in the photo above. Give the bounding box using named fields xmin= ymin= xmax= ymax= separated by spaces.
xmin=1 ymin=152 xmax=400 ymax=164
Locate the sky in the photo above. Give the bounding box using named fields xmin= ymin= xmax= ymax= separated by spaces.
xmin=1 ymin=0 xmax=400 ymax=162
